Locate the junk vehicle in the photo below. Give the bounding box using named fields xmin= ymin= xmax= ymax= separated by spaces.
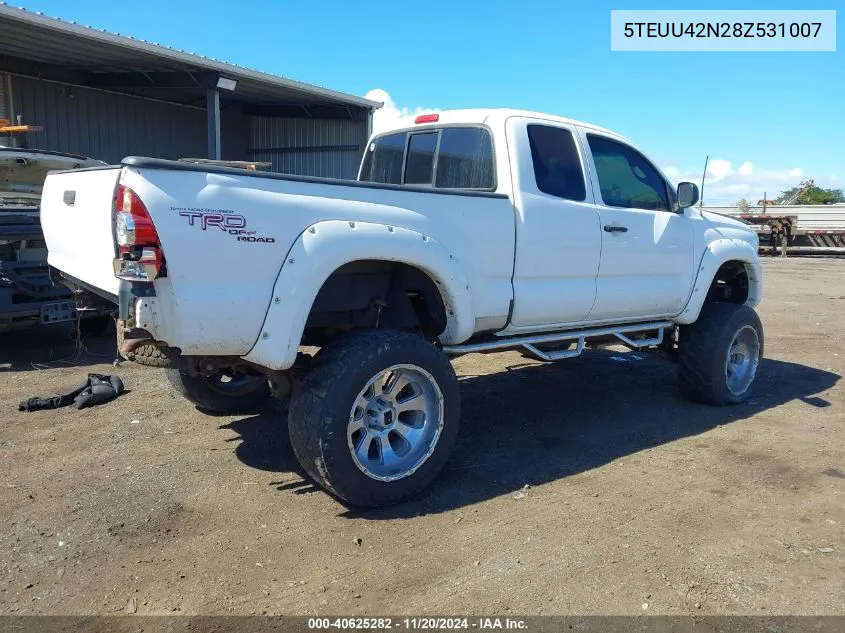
xmin=39 ymin=109 xmax=764 ymax=506
xmin=0 ymin=146 xmax=111 ymax=330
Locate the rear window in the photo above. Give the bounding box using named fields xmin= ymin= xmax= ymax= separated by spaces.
xmin=359 ymin=126 xmax=495 ymax=190
xmin=404 ymin=132 xmax=438 ymax=185
xmin=359 ymin=132 xmax=406 ymax=184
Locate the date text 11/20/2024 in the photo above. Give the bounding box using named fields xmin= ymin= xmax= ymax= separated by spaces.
xmin=307 ymin=618 xmax=528 ymax=630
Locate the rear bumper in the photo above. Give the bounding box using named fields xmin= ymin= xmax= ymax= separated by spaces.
xmin=59 ymin=274 xmax=157 ymax=316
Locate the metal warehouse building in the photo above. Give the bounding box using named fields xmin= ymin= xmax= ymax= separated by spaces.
xmin=0 ymin=4 xmax=380 ymax=178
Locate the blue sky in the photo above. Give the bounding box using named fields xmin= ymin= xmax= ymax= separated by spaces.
xmin=16 ymin=0 xmax=845 ymax=203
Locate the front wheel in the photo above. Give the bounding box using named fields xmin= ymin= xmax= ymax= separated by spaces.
xmin=678 ymin=303 xmax=764 ymax=405
xmin=288 ymin=330 xmax=460 ymax=507
xmin=165 ymin=368 xmax=270 ymax=412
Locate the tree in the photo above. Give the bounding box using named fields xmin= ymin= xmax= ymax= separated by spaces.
xmin=775 ymin=185 xmax=845 ymax=205
xmin=735 ymin=198 xmax=750 ymax=211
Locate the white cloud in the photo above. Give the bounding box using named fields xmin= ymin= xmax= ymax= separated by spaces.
xmin=662 ymin=166 xmax=679 ymax=177
xmin=707 ymin=159 xmax=733 ymax=180
xmin=663 ymin=161 xmax=816 ymax=205
xmin=364 ymin=88 xmax=437 ymax=134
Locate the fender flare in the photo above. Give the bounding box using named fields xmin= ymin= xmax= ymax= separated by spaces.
xmin=242 ymin=220 xmax=475 ymax=370
xmin=675 ymin=238 xmax=762 ymax=325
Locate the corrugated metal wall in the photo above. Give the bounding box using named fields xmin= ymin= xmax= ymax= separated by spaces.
xmin=5 ymin=74 xmax=369 ymax=179
xmin=0 ymin=73 xmax=12 ymax=147
xmin=0 ymin=73 xmax=8 ymax=121
xmin=8 ymin=75 xmax=207 ymax=163
xmin=249 ymin=116 xmax=368 ymax=179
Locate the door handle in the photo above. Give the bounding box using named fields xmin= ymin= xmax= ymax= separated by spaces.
xmin=603 ymin=225 xmax=628 ymax=233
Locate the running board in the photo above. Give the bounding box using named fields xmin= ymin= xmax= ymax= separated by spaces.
xmin=442 ymin=321 xmax=672 ymax=362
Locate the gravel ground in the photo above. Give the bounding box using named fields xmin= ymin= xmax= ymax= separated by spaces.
xmin=0 ymin=257 xmax=842 ymax=615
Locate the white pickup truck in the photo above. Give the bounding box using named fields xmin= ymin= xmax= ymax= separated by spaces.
xmin=40 ymin=109 xmax=763 ymax=506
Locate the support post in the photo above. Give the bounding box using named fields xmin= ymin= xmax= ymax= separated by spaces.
xmin=206 ymin=87 xmax=221 ymax=160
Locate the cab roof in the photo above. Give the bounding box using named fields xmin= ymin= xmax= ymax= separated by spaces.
xmin=380 ymin=108 xmax=630 ymax=143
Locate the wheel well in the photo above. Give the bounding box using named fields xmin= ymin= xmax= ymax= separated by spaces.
xmin=705 ymin=260 xmax=749 ymax=305
xmin=301 ymin=261 xmax=448 ymax=346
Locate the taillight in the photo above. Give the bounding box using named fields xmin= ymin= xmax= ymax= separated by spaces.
xmin=414 ymin=113 xmax=439 ymax=124
xmin=115 ymin=185 xmax=157 ymax=247
xmin=113 ymin=184 xmax=165 ymax=282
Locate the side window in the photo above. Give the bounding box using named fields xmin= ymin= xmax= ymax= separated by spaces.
xmin=527 ymin=124 xmax=586 ymax=201
xmin=434 ymin=128 xmax=494 ymax=189
xmin=360 ymin=132 xmax=407 ymax=184
xmin=587 ymin=135 xmax=670 ymax=211
xmin=404 ymin=132 xmax=438 ymax=185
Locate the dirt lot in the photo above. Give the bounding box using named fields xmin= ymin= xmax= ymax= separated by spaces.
xmin=0 ymin=257 xmax=842 ymax=616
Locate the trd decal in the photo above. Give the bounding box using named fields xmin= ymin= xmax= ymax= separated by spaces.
xmin=175 ymin=209 xmax=275 ymax=244
xmin=178 ymin=211 xmax=246 ymax=231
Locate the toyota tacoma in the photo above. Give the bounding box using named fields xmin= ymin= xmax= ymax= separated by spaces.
xmin=39 ymin=109 xmax=763 ymax=506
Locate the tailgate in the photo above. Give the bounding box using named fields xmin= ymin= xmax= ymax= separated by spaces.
xmin=40 ymin=167 xmax=121 ymax=297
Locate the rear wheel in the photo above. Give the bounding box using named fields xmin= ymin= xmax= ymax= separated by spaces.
xmin=678 ymin=303 xmax=763 ymax=405
xmin=165 ymin=368 xmax=270 ymax=412
xmin=288 ymin=330 xmax=460 ymax=507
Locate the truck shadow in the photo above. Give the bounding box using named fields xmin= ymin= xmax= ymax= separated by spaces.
xmin=223 ymin=349 xmax=840 ymax=517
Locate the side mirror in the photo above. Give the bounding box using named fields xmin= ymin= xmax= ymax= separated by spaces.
xmin=677 ymin=182 xmax=700 ymax=209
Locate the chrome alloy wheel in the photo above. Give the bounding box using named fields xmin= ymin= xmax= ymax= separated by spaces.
xmin=725 ymin=325 xmax=761 ymax=396
xmin=347 ymin=364 xmax=444 ymax=482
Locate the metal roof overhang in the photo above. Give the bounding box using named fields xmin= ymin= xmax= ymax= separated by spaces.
xmin=0 ymin=3 xmax=382 ymax=117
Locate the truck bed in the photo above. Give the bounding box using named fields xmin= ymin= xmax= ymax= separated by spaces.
xmin=40 ymin=157 xmax=517 ymax=361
